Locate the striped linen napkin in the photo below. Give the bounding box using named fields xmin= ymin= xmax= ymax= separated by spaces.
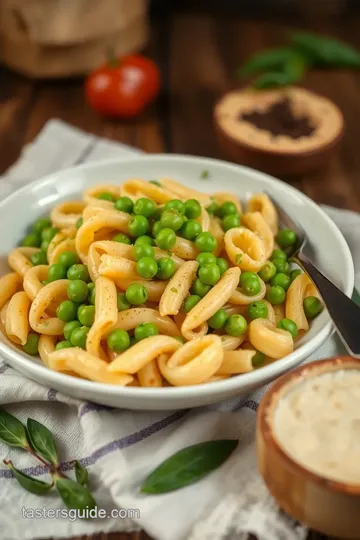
xmin=0 ymin=120 xmax=358 ymax=540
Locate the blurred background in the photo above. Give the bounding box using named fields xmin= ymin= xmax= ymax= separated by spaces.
xmin=1 ymin=0 xmax=360 ymax=209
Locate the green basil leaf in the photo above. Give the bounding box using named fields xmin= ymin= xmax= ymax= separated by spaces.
xmin=27 ymin=418 xmax=59 ymax=466
xmin=292 ymin=32 xmax=360 ymax=68
xmin=74 ymin=460 xmax=88 ymax=486
xmin=0 ymin=410 xmax=29 ymax=449
xmin=140 ymin=439 xmax=238 ymax=494
xmin=253 ymin=54 xmax=307 ymax=90
xmin=5 ymin=460 xmax=52 ymax=495
xmin=237 ymin=48 xmax=300 ymax=78
xmin=55 ymin=478 xmax=97 ymax=510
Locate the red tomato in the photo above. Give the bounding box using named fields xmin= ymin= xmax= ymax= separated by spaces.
xmin=85 ymin=55 xmax=161 ymax=118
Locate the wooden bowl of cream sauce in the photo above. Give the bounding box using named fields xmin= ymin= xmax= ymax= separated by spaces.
xmin=257 ymin=356 xmax=360 ymax=538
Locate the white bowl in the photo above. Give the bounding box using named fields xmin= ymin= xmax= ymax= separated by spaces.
xmin=0 ymin=155 xmax=354 ymax=410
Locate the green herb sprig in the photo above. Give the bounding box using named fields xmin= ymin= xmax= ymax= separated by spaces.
xmin=0 ymin=410 xmax=96 ymax=511
xmin=237 ymin=31 xmax=360 ymax=89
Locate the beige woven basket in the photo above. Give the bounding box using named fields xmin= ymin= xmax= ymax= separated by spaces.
xmin=0 ymin=0 xmax=149 ymax=78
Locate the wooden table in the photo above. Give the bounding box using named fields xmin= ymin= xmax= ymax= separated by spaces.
xmin=0 ymin=6 xmax=358 ymax=540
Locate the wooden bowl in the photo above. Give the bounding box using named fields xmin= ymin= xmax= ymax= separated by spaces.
xmin=257 ymin=356 xmax=360 ymax=539
xmin=214 ymin=87 xmax=344 ymax=176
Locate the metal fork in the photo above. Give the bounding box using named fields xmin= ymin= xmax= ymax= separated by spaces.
xmin=266 ymin=192 xmax=360 ymax=358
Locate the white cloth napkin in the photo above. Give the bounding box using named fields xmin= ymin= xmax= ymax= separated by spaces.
xmin=0 ymin=120 xmax=358 ymax=540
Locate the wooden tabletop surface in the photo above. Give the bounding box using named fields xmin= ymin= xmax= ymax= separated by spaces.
xmin=0 ymin=4 xmax=358 ymax=540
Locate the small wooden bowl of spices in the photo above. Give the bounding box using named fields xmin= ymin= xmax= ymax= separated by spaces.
xmin=257 ymin=356 xmax=360 ymax=539
xmin=214 ymin=87 xmax=344 ymax=176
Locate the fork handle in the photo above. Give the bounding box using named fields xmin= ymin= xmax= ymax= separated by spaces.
xmin=295 ymin=252 xmax=360 ymax=358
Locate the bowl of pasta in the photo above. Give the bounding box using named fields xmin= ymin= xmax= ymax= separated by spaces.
xmin=0 ymin=155 xmax=354 ymax=409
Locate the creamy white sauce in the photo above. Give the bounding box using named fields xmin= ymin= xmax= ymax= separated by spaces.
xmin=273 ymin=369 xmax=360 ymax=484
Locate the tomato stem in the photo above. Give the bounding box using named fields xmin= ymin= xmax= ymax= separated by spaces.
xmin=107 ymin=47 xmax=119 ymax=68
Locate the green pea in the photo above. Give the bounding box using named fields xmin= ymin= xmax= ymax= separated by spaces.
xmin=149 ymin=180 xmax=161 ymax=186
xmin=117 ymin=292 xmax=131 ymax=311
xmin=41 ymin=240 xmax=50 ymax=252
xmin=56 ymin=300 xmax=78 ymax=322
xmin=185 ymin=199 xmax=201 ymax=219
xmin=180 ymin=219 xmax=202 ymax=241
xmin=107 ymin=329 xmax=130 ymax=352
xmin=41 ymin=227 xmax=58 ymax=243
xmin=135 ymin=235 xmax=154 ymax=246
xmin=115 ymin=197 xmax=133 ymax=214
xmin=222 ymin=214 xmax=241 ymax=231
xmin=252 ymin=351 xmax=265 ymax=367
xmin=21 ymin=233 xmax=41 ymax=248
xmin=152 ymin=221 xmax=163 ymax=238
xmin=125 ymin=283 xmax=148 ymax=305
xmin=58 ymin=251 xmax=79 ymax=269
xmin=32 ymin=218 xmax=52 ymax=235
xmin=67 ymin=280 xmax=88 ymax=303
xmin=23 ymin=333 xmax=39 ymax=355
xmin=303 ymin=296 xmax=323 ymax=319
xmin=216 ymin=257 xmax=229 ymax=276
xmin=240 ymin=271 xmax=257 ymax=286
xmin=290 ymin=269 xmax=302 ymax=282
xmin=55 ymin=341 xmax=73 ymax=351
xmin=156 ymin=257 xmax=176 ymax=280
xmin=271 ymin=249 xmax=287 ymax=262
xmin=225 ymin=314 xmax=247 ymax=337
xmin=134 ymin=323 xmax=159 ymax=341
xmin=70 ymin=326 xmax=89 ymax=349
xmin=134 ymin=197 xmax=156 ymax=218
xmin=31 ymin=251 xmax=48 ymax=266
xmin=208 ymin=309 xmax=229 ymax=329
xmin=129 ymin=336 xmax=138 ymax=347
xmin=191 ymin=278 xmax=211 ymax=298
xmin=271 ymin=272 xmax=291 ymax=291
xmin=196 ymin=253 xmax=217 ymax=266
xmin=206 ymin=200 xmax=219 ymax=215
xmin=41 ymin=280 xmax=49 ymax=286
xmin=241 ymin=274 xmax=261 ymax=296
xmin=89 ymin=287 xmax=96 ymax=305
xmin=182 ymin=295 xmax=201 ymax=313
xmin=195 ymin=232 xmax=217 ymax=253
xmin=247 ymin=301 xmax=268 ymax=320
xmin=129 ymin=215 xmax=149 ymax=237
xmin=174 ymin=336 xmax=185 ymax=344
xmin=134 ymin=244 xmax=155 ymax=261
xmin=165 ymin=199 xmax=186 ymax=214
xmin=87 ymin=282 xmax=95 ymax=293
xmin=266 ymin=285 xmax=286 ymax=305
xmin=155 ymin=228 xmax=176 ymax=250
xmin=278 ymin=318 xmax=298 ymax=338
xmin=219 ymin=201 xmax=238 ymax=217
xmin=67 ymin=264 xmax=90 ymax=282
xmin=137 ymin=257 xmax=158 ymax=279
xmin=63 ymin=320 xmax=81 ymax=341
xmin=198 ymin=263 xmax=220 ymax=286
xmin=276 ymin=229 xmax=297 ymax=249
xmin=258 ymin=261 xmax=276 ymax=282
xmin=76 ymin=217 xmax=83 ymax=229
xmin=97 ymin=192 xmax=116 ymax=202
xmin=112 ymin=233 xmax=132 ymax=245
xmin=78 ymin=305 xmax=95 ymax=327
xmin=160 ymin=210 xmax=184 ymax=231
xmin=272 ymin=258 xmax=290 ymax=275
xmin=48 ymin=263 xmax=67 ymax=282
xmin=153 ymin=206 xmax=165 ymax=221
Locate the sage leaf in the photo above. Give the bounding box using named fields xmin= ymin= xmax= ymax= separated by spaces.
xmin=253 ymin=53 xmax=307 ymax=90
xmin=140 ymin=439 xmax=238 ymax=494
xmin=292 ymin=32 xmax=360 ymax=68
xmin=4 ymin=460 xmax=53 ymax=495
xmin=27 ymin=418 xmax=59 ymax=466
xmin=55 ymin=478 xmax=97 ymax=510
xmin=74 ymin=460 xmax=88 ymax=486
xmin=237 ymin=48 xmax=300 ymax=78
xmin=0 ymin=410 xmax=29 ymax=449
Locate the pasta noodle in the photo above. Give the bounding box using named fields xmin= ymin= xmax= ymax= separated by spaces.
xmin=0 ymin=177 xmax=322 ymax=388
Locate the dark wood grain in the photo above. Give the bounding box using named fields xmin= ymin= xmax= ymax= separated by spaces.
xmin=1 ymin=6 xmax=359 ymax=540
